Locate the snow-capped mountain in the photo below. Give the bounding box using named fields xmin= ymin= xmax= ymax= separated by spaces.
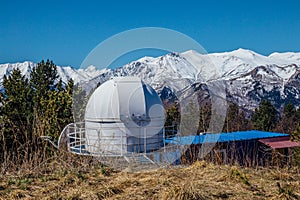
xmin=1 ymin=48 xmax=300 ymax=111
xmin=84 ymin=48 xmax=300 ymax=111
xmin=0 ymin=61 xmax=106 ymax=86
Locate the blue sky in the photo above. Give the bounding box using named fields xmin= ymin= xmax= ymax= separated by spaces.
xmin=1 ymin=0 xmax=300 ymax=68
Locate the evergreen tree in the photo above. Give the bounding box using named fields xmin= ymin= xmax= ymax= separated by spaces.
xmin=291 ymin=123 xmax=300 ymax=166
xmin=199 ymin=103 xmax=211 ymax=133
xmin=0 ymin=60 xmax=74 ymax=165
xmin=291 ymin=123 xmax=300 ymax=141
xmin=296 ymin=106 xmax=300 ymax=125
xmin=29 ymin=60 xmax=74 ymax=138
xmin=284 ymin=103 xmax=296 ymax=118
xmin=223 ymin=103 xmax=249 ymax=132
xmin=41 ymin=79 xmax=74 ymax=138
xmin=251 ymin=100 xmax=278 ymax=131
xmin=0 ymin=69 xmax=33 ymax=159
xmin=30 ymin=60 xmax=58 ymax=113
xmin=239 ymin=110 xmax=250 ymax=130
xmin=164 ymin=102 xmax=180 ymax=136
xmin=72 ymin=83 xmax=87 ymax=122
xmin=276 ymin=103 xmax=299 ymax=134
xmin=223 ymin=103 xmax=238 ymax=132
xmin=180 ymin=101 xmax=199 ymax=135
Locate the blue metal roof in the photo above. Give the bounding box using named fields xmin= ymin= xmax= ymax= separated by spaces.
xmin=164 ymin=130 xmax=289 ymax=145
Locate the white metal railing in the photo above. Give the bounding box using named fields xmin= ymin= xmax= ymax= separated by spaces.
xmin=56 ymin=122 xmax=187 ymax=168
xmin=65 ymin=122 xmax=88 ymax=155
xmin=60 ymin=122 xmax=169 ymax=157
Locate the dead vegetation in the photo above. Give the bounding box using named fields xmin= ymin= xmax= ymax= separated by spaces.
xmin=0 ymin=154 xmax=299 ymax=200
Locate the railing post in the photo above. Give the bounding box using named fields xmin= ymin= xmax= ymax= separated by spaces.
xmin=163 ymin=128 xmax=166 ymax=150
xmin=144 ymin=125 xmax=146 ymax=155
xmin=79 ymin=124 xmax=82 ymax=154
xmin=67 ymin=124 xmax=70 ymax=151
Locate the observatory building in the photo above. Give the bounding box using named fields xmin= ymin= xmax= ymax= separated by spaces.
xmin=84 ymin=77 xmax=165 ymax=155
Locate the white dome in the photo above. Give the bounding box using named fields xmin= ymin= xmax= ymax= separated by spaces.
xmin=85 ymin=78 xmax=120 ymax=122
xmin=84 ymin=77 xmax=165 ymax=155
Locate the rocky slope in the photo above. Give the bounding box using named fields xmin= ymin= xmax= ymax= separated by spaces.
xmin=1 ymin=49 xmax=299 ymax=111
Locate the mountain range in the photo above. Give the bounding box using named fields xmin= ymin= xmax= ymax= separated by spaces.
xmin=1 ymin=48 xmax=300 ymax=112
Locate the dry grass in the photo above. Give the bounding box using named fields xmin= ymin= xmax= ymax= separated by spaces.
xmin=0 ymin=159 xmax=299 ymax=200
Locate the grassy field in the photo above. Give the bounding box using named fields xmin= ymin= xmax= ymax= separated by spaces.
xmin=0 ymin=157 xmax=299 ymax=200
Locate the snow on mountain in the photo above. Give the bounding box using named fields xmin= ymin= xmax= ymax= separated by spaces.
xmin=118 ymin=48 xmax=299 ymax=87
xmin=104 ymin=49 xmax=300 ymax=110
xmin=0 ymin=61 xmax=35 ymax=82
xmin=1 ymin=49 xmax=298 ymax=86
xmin=0 ymin=61 xmax=106 ymax=85
xmin=1 ymin=49 xmax=300 ymax=111
xmin=269 ymin=52 xmax=300 ymax=66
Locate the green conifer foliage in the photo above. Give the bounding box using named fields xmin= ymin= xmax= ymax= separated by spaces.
xmin=199 ymin=103 xmax=211 ymax=133
xmin=0 ymin=60 xmax=75 ymax=164
xmin=276 ymin=103 xmax=299 ymax=134
xmin=164 ymin=102 xmax=180 ymax=136
xmin=72 ymin=83 xmax=87 ymax=122
xmin=223 ymin=103 xmax=249 ymax=132
xmin=251 ymin=100 xmax=278 ymax=131
xmin=0 ymin=69 xmax=33 ymax=161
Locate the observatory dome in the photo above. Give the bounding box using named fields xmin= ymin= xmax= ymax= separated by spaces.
xmin=84 ymin=77 xmax=165 ymax=155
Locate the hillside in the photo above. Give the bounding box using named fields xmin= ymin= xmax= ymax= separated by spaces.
xmin=0 ymin=159 xmax=299 ymax=200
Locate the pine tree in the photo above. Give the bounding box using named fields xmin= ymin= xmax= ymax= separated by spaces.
xmin=30 ymin=60 xmax=73 ymax=138
xmin=291 ymin=123 xmax=300 ymax=165
xmin=199 ymin=103 xmax=211 ymax=133
xmin=72 ymin=83 xmax=87 ymax=122
xmin=164 ymin=102 xmax=180 ymax=136
xmin=251 ymin=100 xmax=278 ymax=131
xmin=223 ymin=103 xmax=238 ymax=132
xmin=41 ymin=80 xmax=73 ymax=138
xmin=291 ymin=123 xmax=300 ymax=141
xmin=180 ymin=101 xmax=200 ymax=135
xmin=30 ymin=59 xmax=58 ymax=113
xmin=0 ymin=69 xmax=33 ymax=160
xmin=239 ymin=110 xmax=250 ymax=130
xmin=276 ymin=103 xmax=299 ymax=134
xmin=223 ymin=103 xmax=249 ymax=132
xmin=55 ymin=79 xmax=74 ymax=136
xmin=0 ymin=60 xmax=75 ymax=165
xmin=284 ymin=103 xmax=296 ymax=118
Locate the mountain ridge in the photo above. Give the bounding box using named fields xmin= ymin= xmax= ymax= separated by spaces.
xmin=1 ymin=48 xmax=300 ymax=111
